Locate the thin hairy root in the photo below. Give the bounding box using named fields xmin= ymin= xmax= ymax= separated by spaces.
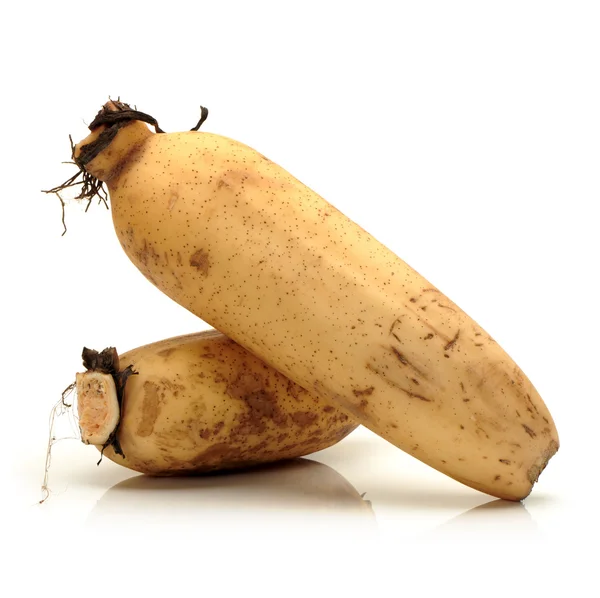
xmin=40 ymin=384 xmax=80 ymax=504
xmin=56 ymin=192 xmax=67 ymax=236
xmin=43 ymin=101 xmax=208 ymax=234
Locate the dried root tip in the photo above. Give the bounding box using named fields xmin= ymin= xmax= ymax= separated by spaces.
xmin=88 ymin=100 xmax=165 ymax=134
xmin=42 ymin=99 xmax=209 ymax=235
xmin=190 ymin=106 xmax=209 ymax=131
xmin=82 ymin=347 xmax=120 ymax=375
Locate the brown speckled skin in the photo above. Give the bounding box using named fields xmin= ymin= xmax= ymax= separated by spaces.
xmin=101 ymin=331 xmax=356 ymax=475
xmin=76 ymin=119 xmax=559 ymax=499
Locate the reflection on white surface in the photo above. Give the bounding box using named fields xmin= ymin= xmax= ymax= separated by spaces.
xmin=426 ymin=498 xmax=541 ymax=542
xmin=10 ymin=426 xmax=586 ymax=598
xmin=86 ymin=457 xmax=377 ymax=529
xmin=24 ymin=426 xmax=561 ymax=543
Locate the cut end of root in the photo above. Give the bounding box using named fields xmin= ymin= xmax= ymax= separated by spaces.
xmin=76 ymin=371 xmax=120 ymax=446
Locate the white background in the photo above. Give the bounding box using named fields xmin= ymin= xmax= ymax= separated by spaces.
xmin=2 ymin=1 xmax=599 ymax=595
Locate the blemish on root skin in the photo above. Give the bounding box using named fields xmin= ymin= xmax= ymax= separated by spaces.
xmin=137 ymin=381 xmax=160 ymax=437
xmin=168 ymin=190 xmax=179 ymax=211
xmin=444 ymin=330 xmax=460 ymax=351
xmin=291 ymin=411 xmax=318 ymax=427
xmin=391 ymin=346 xmax=409 ymax=365
xmin=353 ymin=386 xmax=374 ymax=397
xmin=190 ymin=249 xmax=210 ymax=276
xmin=522 ymin=424 xmax=537 ymax=438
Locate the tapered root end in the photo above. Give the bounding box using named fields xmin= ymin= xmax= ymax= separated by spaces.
xmin=527 ymin=439 xmax=559 ymax=486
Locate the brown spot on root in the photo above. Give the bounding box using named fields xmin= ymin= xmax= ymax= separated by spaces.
xmin=460 ymin=382 xmax=465 ymax=392
xmin=522 ymin=424 xmax=537 ymax=438
xmin=291 ymin=412 xmax=318 ymax=427
xmin=168 ymin=189 xmax=179 ymax=211
xmin=444 ymin=330 xmax=460 ymax=351
xmin=226 ymin=372 xmax=286 ymax=433
xmin=330 ymin=423 xmax=358 ymax=442
xmin=157 ymin=348 xmax=176 ymax=358
xmin=524 ymin=392 xmax=540 ymax=416
xmin=421 ymin=321 xmax=452 ymax=343
xmin=286 ymin=379 xmax=304 ymax=400
xmin=424 ymin=333 xmax=434 ymax=340
xmin=190 ymin=249 xmax=210 ymax=276
xmin=391 ymin=346 xmax=409 ymax=365
xmin=136 ymin=239 xmax=161 ymax=268
xmin=217 ymin=179 xmax=230 ymax=189
xmin=137 ymin=381 xmax=160 ymax=437
xmin=389 ymin=317 xmax=402 ymax=335
xmin=367 ymin=363 xmax=433 ymax=402
xmin=499 ymin=459 xmax=511 ymax=465
xmin=245 ymin=391 xmax=276 ymax=418
xmin=438 ymin=303 xmax=456 ymax=312
xmin=476 ymin=427 xmax=490 ymax=439
xmin=323 ymin=405 xmax=335 ymax=413
xmin=353 ymin=386 xmax=374 ymax=397
xmin=494 ymin=475 xmax=501 ymax=481
xmin=388 ymin=346 xmax=427 ymax=379
xmin=190 ymin=443 xmax=243 ymax=469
